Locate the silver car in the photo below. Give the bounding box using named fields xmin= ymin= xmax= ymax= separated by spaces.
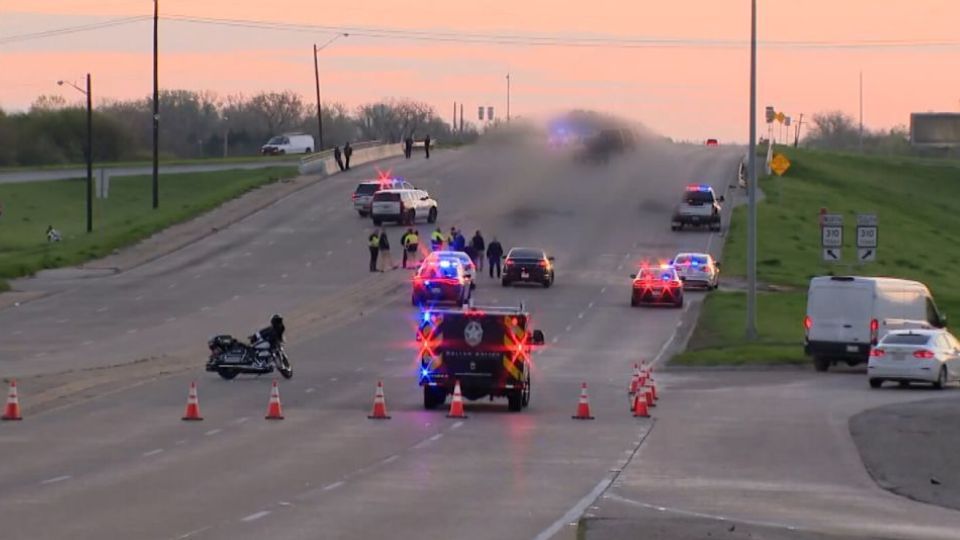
xmin=868 ymin=329 xmax=960 ymax=389
xmin=671 ymin=252 xmax=719 ymax=290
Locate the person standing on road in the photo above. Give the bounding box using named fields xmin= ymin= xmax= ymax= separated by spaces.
xmin=470 ymin=230 xmax=485 ymax=271
xmin=368 ymin=229 xmax=380 ymax=272
xmin=486 ymin=236 xmax=503 ymax=278
xmin=424 ymin=134 xmax=431 ymax=159
xmin=404 ymin=134 xmax=413 ymax=159
xmin=344 ymin=141 xmax=353 ymax=170
xmin=430 ymin=227 xmax=444 ymax=251
xmin=334 ymin=145 xmax=345 ymax=171
xmin=453 ymin=229 xmax=466 ymax=252
xmin=378 ymin=228 xmax=396 ymax=271
xmin=403 ymin=228 xmax=420 ymax=269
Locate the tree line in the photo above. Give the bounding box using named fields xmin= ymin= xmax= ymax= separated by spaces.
xmin=803 ymin=111 xmax=960 ymax=158
xmin=0 ymin=90 xmax=477 ymax=166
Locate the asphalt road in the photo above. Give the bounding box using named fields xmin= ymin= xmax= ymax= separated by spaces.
xmin=0 ymin=138 xmax=740 ymax=539
xmin=0 ymin=159 xmax=301 ymax=184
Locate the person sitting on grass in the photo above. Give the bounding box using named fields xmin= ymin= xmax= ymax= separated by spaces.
xmin=46 ymin=225 xmax=62 ymax=243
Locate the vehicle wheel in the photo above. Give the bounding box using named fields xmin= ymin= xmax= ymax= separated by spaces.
xmin=423 ymin=386 xmax=445 ymax=410
xmin=813 ymin=356 xmax=830 ymax=372
xmin=372 ymin=218 xmax=382 ymax=226
xmin=933 ymin=367 xmax=947 ymax=390
xmin=844 ymin=359 xmax=860 ymax=367
xmin=675 ymin=297 xmax=684 ymax=308
xmin=501 ymin=279 xmax=511 ymax=287
xmin=899 ymin=381 xmax=910 ymax=388
xmin=427 ymin=207 xmax=438 ymax=223
xmin=278 ymin=149 xmax=286 ymax=155
xmin=869 ymin=378 xmax=883 ymax=389
xmin=507 ymin=391 xmax=523 ymax=412
xmin=305 ymin=147 xmax=312 ymax=153
xmin=630 ymin=296 xmax=639 ymax=307
xmin=357 ymin=210 xmax=368 ymax=217
xmin=412 ymin=295 xmax=421 ymax=306
xmin=277 ymin=352 xmax=293 ymax=379
xmin=217 ymin=368 xmax=238 ymax=380
xmin=521 ymin=371 xmax=532 ymax=408
xmin=542 ymin=278 xmax=552 ymax=288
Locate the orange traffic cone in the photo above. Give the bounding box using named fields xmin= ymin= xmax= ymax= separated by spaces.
xmin=629 ymin=364 xmax=641 ymax=395
xmin=647 ymin=377 xmax=659 ymax=402
xmin=644 ymin=386 xmax=656 ymax=408
xmin=368 ymin=381 xmax=391 ymax=419
xmin=2 ymin=380 xmax=23 ymax=421
xmin=182 ymin=381 xmax=203 ymax=421
xmin=265 ymin=380 xmax=284 ymax=420
xmin=572 ymin=382 xmax=595 ymax=420
xmin=447 ymin=380 xmax=467 ymax=418
xmin=632 ymin=391 xmax=650 ymax=418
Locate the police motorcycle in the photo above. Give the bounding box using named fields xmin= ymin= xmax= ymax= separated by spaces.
xmin=206 ymin=314 xmax=293 ymax=380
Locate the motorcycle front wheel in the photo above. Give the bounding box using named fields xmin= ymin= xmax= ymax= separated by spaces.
xmin=276 ymin=351 xmax=293 ymax=379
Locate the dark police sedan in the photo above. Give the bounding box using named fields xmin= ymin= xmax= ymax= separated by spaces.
xmin=502 ymin=248 xmax=555 ymax=288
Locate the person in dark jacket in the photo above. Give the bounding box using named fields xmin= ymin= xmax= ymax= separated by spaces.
xmin=405 ymin=135 xmax=414 ymax=159
xmin=378 ymin=227 xmax=396 ymax=271
xmin=368 ymin=229 xmax=380 ymax=272
xmin=453 ymin=230 xmax=466 ymax=252
xmin=470 ymin=230 xmax=486 ymax=271
xmin=486 ymin=236 xmax=504 ymax=278
xmin=424 ymin=134 xmax=431 ymax=159
xmin=253 ymin=314 xmax=285 ymax=348
xmin=344 ymin=141 xmax=353 ymax=170
xmin=334 ymin=146 xmax=345 ymax=171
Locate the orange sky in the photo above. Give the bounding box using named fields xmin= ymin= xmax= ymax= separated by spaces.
xmin=2 ymin=0 xmax=959 ymax=142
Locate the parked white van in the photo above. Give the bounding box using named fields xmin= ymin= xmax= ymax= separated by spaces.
xmin=804 ymin=276 xmax=947 ymax=371
xmin=260 ymin=133 xmax=315 ymax=155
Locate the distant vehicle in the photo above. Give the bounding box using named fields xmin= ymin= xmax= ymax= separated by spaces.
xmin=260 ymin=133 xmax=314 ymax=155
xmin=804 ymin=276 xmax=947 ymax=372
xmin=868 ymin=329 xmax=960 ymax=389
xmin=706 ymin=139 xmax=719 ymax=147
xmin=353 ymin=179 xmax=414 ymax=217
xmin=671 ymin=252 xmax=720 ymax=290
xmin=370 ymin=188 xmax=438 ymax=226
xmin=422 ymin=251 xmax=476 ymax=289
xmin=671 ymin=184 xmax=723 ymax=231
xmin=502 ymin=248 xmax=555 ymax=288
xmin=412 ymin=258 xmax=471 ymax=307
xmin=630 ymin=265 xmax=684 ymax=308
xmin=577 ymin=127 xmax=635 ymax=163
xmin=416 ymin=304 xmax=545 ymax=411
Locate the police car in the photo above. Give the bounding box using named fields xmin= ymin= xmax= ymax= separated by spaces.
xmin=352 ymin=178 xmax=413 ymax=217
xmin=412 ymin=258 xmax=471 ymax=307
xmin=422 ymin=251 xmax=477 ymax=289
xmin=371 ymin=189 xmax=438 ymax=226
xmin=417 ymin=304 xmax=545 ymax=412
xmin=630 ymin=265 xmax=684 ymax=308
xmin=671 ymin=252 xmax=720 ymax=290
xmin=671 ymin=184 xmax=724 ymax=231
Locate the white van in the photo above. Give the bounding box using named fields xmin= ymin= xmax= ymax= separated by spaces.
xmin=260 ymin=133 xmax=315 ymax=155
xmin=804 ymin=276 xmax=947 ymax=371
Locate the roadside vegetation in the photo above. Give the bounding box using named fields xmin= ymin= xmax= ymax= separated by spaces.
xmin=674 ymin=147 xmax=960 ymax=366
xmin=0 ymin=167 xmax=296 ymax=291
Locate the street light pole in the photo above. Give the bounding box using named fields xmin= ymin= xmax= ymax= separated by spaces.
xmin=506 ymin=73 xmax=511 ymax=122
xmin=313 ymin=33 xmax=348 ymax=151
xmin=746 ymin=0 xmax=758 ymax=340
xmin=86 ymin=73 xmax=93 ymax=233
xmin=152 ymin=0 xmax=159 ymax=209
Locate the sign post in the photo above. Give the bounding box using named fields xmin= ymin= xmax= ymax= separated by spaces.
xmin=856 ymin=214 xmax=878 ymax=262
xmin=821 ymin=213 xmax=843 ymax=262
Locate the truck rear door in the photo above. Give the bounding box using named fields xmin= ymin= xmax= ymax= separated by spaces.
xmin=807 ymin=282 xmax=873 ymax=344
xmin=437 ymin=314 xmax=526 ymax=386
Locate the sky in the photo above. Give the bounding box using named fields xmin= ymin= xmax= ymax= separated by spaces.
xmin=1 ymin=0 xmax=959 ymax=142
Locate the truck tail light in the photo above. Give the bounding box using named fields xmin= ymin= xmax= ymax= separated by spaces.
xmin=804 ymin=316 xmax=812 ymax=331
xmin=870 ymin=318 xmax=879 ymax=345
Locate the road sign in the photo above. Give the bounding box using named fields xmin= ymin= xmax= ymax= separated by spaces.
xmin=785 ymin=116 xmax=792 ymax=127
xmin=487 ymin=107 xmax=494 ymax=121
xmin=776 ymin=112 xmax=786 ymax=124
xmin=765 ymin=106 xmax=775 ymax=123
xmin=856 ymin=214 xmax=878 ymax=263
xmin=770 ymin=153 xmax=791 ymax=176
xmin=858 ymin=248 xmax=876 ymax=262
xmin=478 ymin=106 xmax=484 ymax=121
xmin=821 ymin=213 xmax=843 ymax=249
xmin=823 ymin=248 xmax=842 ymax=262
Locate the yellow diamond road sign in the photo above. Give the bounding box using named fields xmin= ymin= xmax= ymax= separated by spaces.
xmin=776 ymin=112 xmax=786 ymax=124
xmin=771 ymin=153 xmax=791 ymax=176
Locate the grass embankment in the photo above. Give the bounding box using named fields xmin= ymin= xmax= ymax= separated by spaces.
xmin=0 ymin=155 xmax=298 ymax=173
xmin=0 ymin=167 xmax=296 ymax=291
xmin=674 ymin=148 xmax=960 ymax=366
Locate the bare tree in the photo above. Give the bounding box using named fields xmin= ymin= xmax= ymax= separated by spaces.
xmin=249 ymin=91 xmax=306 ymax=135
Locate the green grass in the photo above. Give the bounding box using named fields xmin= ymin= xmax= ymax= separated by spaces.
xmin=678 ymin=147 xmax=960 ymax=366
xmin=0 ymin=167 xmax=296 ymax=287
xmin=0 ymin=155 xmax=298 ymax=173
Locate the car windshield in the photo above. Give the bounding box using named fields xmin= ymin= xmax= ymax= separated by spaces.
xmin=373 ymin=192 xmax=401 ymax=202
xmin=683 ymin=191 xmax=714 ymax=204
xmin=639 ymin=268 xmax=675 ymax=281
xmin=675 ymin=255 xmax=708 ymax=266
xmin=355 ymin=184 xmax=379 ymax=195
xmin=266 ymin=136 xmax=285 ymax=145
xmin=509 ymin=249 xmax=543 ymax=260
xmin=882 ymin=334 xmax=933 ymax=345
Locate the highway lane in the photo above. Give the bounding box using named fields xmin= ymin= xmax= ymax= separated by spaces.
xmin=0 ymin=138 xmax=743 ymax=539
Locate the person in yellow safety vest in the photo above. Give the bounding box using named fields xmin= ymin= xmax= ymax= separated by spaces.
xmin=368 ymin=229 xmax=380 ymax=272
xmin=430 ymin=227 xmax=444 ymax=251
xmin=402 ymin=228 xmax=420 ymax=269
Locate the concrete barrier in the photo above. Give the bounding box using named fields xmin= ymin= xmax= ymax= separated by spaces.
xmin=298 ymin=143 xmax=404 ymax=176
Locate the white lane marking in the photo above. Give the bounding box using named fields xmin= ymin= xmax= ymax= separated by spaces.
xmin=243 ymin=251 xmax=252 ymax=257
xmin=175 ymin=440 xmax=187 ymax=446
xmin=34 ymin=352 xmax=48 ymax=358
xmin=577 ymin=312 xmax=584 ymax=319
xmin=281 ymin=274 xmax=288 ymax=279
xmin=142 ymin=448 xmax=164 ymax=457
xmin=200 ymin=306 xmax=211 ymax=312
xmin=429 ymin=434 xmax=443 ymax=442
xmin=241 ymin=510 xmax=271 ymax=523
xmin=306 ymin=261 xmax=313 ymax=268
xmin=12 ymin=330 xmax=23 ymax=336
xmin=233 ymin=417 xmax=250 ymax=425
xmin=600 ymin=287 xmax=607 ymax=294
xmin=325 ymin=250 xmax=333 ymax=257
xmin=268 ymin=241 xmax=275 ymax=246
xmin=565 ymin=325 xmax=572 ymax=333
xmin=205 ymin=429 xmax=222 ymax=436
xmin=82 ymin=340 xmax=95 ymax=346
xmin=329 ymin=377 xmax=338 ymax=382
xmin=193 ymin=274 xmax=203 ymax=280
xmin=617 ymin=264 xmax=624 ymax=271
xmin=382 ymin=455 xmax=400 ymax=464
xmin=165 ymin=316 xmax=177 ymax=322
xmin=588 ymin=301 xmax=595 ymax=309
xmin=354 ymin=367 xmax=364 ymax=372
xmin=96 ymin=306 xmax=108 ymax=313
xmin=40 ymin=475 xmax=72 ymax=485
xmin=603 ymin=493 xmax=803 ymax=532
xmin=346 ymin=239 xmax=353 ymax=245
xmin=232 ymin=295 xmax=241 ymax=301
xmin=258 ymin=284 xmax=266 ymax=289
xmin=651 ymin=305 xmax=689 ymax=366
xmin=551 ymin=336 xmax=559 ymax=344
xmin=305 ymin=387 xmax=316 ymax=394
xmin=168 ymin=283 xmax=177 ymax=289
xmin=134 ymin=295 xmax=143 ymax=301
xmin=126 ymin=328 xmax=138 ymax=334
xmin=451 ymin=422 xmax=464 ymax=430
xmin=54 ymin=318 xmax=69 ymax=324
xmin=177 ymin=526 xmax=212 ymax=539
xmin=278 ymin=501 xmax=293 ymax=507
xmin=533 ymin=476 xmax=617 ymax=540
xmin=323 ymin=481 xmax=345 ymax=491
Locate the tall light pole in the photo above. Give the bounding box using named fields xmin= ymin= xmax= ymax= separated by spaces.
xmin=152 ymin=0 xmax=159 ymax=209
xmin=223 ymin=115 xmax=230 ymax=158
xmin=858 ymin=70 xmax=864 ymax=153
xmin=314 ymin=33 xmax=348 ymax=151
xmin=58 ymin=75 xmax=93 ymax=233
xmin=506 ymin=73 xmax=511 ymax=122
xmin=746 ymin=0 xmax=758 ymax=340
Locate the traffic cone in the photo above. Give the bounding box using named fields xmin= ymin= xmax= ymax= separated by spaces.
xmin=265 ymin=380 xmax=284 ymax=420
xmin=649 ymin=379 xmax=659 ymax=402
xmin=629 ymin=364 xmax=641 ymax=395
xmin=447 ymin=380 xmax=467 ymax=418
xmin=572 ymin=382 xmax=595 ymax=420
xmin=181 ymin=381 xmax=203 ymax=421
xmin=368 ymin=381 xmax=391 ymax=419
xmin=2 ymin=380 xmax=23 ymax=421
xmin=632 ymin=391 xmax=650 ymax=418
xmin=644 ymin=386 xmax=656 ymax=408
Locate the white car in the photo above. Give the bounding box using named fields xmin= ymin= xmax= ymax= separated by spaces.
xmin=371 ymin=189 xmax=438 ymax=226
xmin=260 ymin=133 xmax=314 ymax=155
xmin=422 ymin=251 xmax=476 ymax=288
xmin=671 ymin=252 xmax=719 ymax=289
xmin=868 ymin=329 xmax=960 ymax=389
xmin=353 ymin=179 xmax=414 ymax=217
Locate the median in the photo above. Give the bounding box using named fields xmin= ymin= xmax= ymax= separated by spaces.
xmin=674 ymin=148 xmax=960 ymax=367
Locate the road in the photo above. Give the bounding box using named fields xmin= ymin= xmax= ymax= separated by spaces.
xmin=0 ymin=158 xmax=301 ymax=184
xmin=8 ymin=136 xmax=952 ymax=540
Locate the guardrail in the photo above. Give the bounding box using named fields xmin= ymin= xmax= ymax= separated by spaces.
xmin=299 ymin=140 xmax=384 ymax=166
xmin=297 ymin=140 xmax=404 ymax=176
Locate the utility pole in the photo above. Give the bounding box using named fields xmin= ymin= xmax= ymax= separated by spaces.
xmin=152 ymin=0 xmax=159 ymax=209
xmin=858 ymin=70 xmax=864 ymax=153
xmin=313 ymin=33 xmax=348 ymax=151
xmin=794 ymin=113 xmax=804 ymax=147
xmin=453 ymin=101 xmax=457 ymax=130
xmin=746 ymin=0 xmax=758 ymax=340
xmin=86 ymin=73 xmax=93 ymax=233
xmin=223 ymin=116 xmax=230 ymax=158
xmin=506 ymin=73 xmax=511 ymax=122
xmin=459 ymin=103 xmax=464 ymax=133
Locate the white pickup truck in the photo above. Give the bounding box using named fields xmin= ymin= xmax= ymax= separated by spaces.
xmin=671 ymin=184 xmax=723 ymax=231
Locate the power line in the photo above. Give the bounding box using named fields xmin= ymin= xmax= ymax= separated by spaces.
xmin=0 ymin=16 xmax=150 ymax=45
